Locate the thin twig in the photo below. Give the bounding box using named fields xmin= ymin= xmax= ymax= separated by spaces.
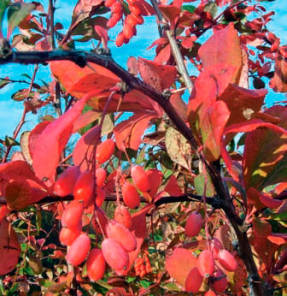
xmin=0 ymin=48 xmax=264 ymax=295
xmin=2 ymin=64 xmax=39 ymax=162
xmin=150 ymin=0 xmax=193 ymax=94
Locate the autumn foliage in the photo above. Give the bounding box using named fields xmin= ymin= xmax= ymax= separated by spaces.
xmin=0 ymin=0 xmax=287 ymax=295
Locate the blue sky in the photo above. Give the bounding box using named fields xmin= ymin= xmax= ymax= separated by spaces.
xmin=0 ymin=0 xmax=286 ymax=139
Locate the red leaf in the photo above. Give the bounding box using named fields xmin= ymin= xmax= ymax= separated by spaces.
xmin=247 ymin=188 xmax=282 ymax=210
xmin=5 ymin=179 xmax=47 ymax=210
xmin=50 ymin=61 xmax=119 ymax=97
xmin=73 ymin=125 xmax=100 ymax=171
xmin=50 ymin=61 xmax=135 ymax=112
xmin=0 ymin=160 xmax=47 ymax=198
xmin=220 ymin=84 xmax=267 ymax=127
xmin=270 ymin=47 xmax=287 ymax=92
xmin=199 ymin=23 xmax=242 ymax=85
xmin=0 ymin=220 xmax=20 ymax=276
xmin=221 ymin=118 xmax=287 ymax=181
xmin=259 ymin=192 xmax=283 ymax=209
xmin=72 ymin=110 xmax=100 ymax=133
xmin=158 ymin=5 xmax=181 ymax=29
xmin=242 ymin=107 xmax=287 ymax=189
xmin=133 ymin=1 xmax=154 ymax=16
xmin=170 ymin=92 xmax=187 ymax=121
xmin=164 ymin=175 xmax=183 ymax=196
xmin=165 ymin=247 xmax=198 ymax=287
xmin=0 ymin=160 xmax=41 ymax=185
xmin=267 ymin=233 xmax=287 ymax=245
xmin=114 ymin=113 xmax=155 ymax=151
xmin=187 ymin=64 xmax=236 ymax=117
xmin=29 ymin=121 xmax=51 ymax=160
xmin=123 ymin=90 xmax=162 ymax=114
xmin=94 ymin=25 xmax=108 ymax=48
xmin=200 ymin=101 xmax=230 ymax=161
xmin=138 ymin=58 xmax=177 ymax=92
xmin=32 ymin=93 xmax=94 ymax=181
xmin=154 ymin=43 xmax=171 ymax=65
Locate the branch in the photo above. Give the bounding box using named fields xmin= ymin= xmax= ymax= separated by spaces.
xmin=2 ymin=64 xmax=39 ymax=162
xmin=0 ymin=48 xmax=264 ymax=295
xmin=150 ymin=0 xmax=193 ymax=94
xmin=0 ymin=49 xmax=198 ymax=151
xmin=48 ymin=0 xmax=56 ymax=49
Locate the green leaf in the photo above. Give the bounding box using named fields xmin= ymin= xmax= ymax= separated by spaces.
xmin=0 ymin=0 xmax=10 ymax=31
xmin=140 ymin=279 xmax=151 ymax=288
xmin=136 ymin=146 xmax=146 ymax=164
xmin=101 ymin=115 xmax=114 ymax=136
xmin=126 ymin=276 xmax=136 ymax=283
xmin=182 ymin=5 xmax=196 ymax=13
xmin=204 ymin=2 xmax=217 ymax=17
xmin=194 ymin=173 xmax=214 ymax=197
xmin=5 ymin=136 xmax=19 ymax=147
xmin=243 ymin=107 xmax=287 ymax=190
xmin=0 ymin=78 xmax=10 ymax=89
xmin=7 ymin=3 xmax=35 ymax=37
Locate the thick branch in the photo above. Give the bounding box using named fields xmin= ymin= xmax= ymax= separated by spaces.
xmin=0 ymin=48 xmax=264 ymax=295
xmin=0 ymin=49 xmax=198 ymax=150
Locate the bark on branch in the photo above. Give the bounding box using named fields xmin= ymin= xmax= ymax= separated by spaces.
xmin=0 ymin=48 xmax=265 ymax=295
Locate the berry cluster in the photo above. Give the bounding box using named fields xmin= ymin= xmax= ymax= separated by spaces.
xmin=52 ymin=140 xmax=163 ymax=280
xmin=184 ymin=211 xmax=238 ymax=293
xmin=134 ymin=253 xmax=152 ymax=278
xmin=104 ymin=0 xmax=144 ymax=47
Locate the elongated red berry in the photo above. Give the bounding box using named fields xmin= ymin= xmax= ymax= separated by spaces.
xmin=211 ymin=270 xmax=228 ymax=293
xmin=130 ymin=4 xmax=141 ymax=16
xmin=185 ymin=267 xmax=203 ymax=293
xmin=132 ymin=13 xmax=143 ymax=25
xmin=106 ymin=220 xmax=136 ymax=252
xmin=105 ymin=0 xmax=116 ymax=7
xmin=116 ymin=32 xmax=125 ymax=47
xmin=87 ymin=249 xmax=106 ymax=281
xmin=59 ymin=226 xmax=81 ymax=246
xmin=185 ymin=212 xmax=203 ymax=237
xmin=107 ymin=12 xmax=122 ymax=28
xmin=66 ymin=233 xmax=91 ymax=266
xmin=96 ymin=168 xmax=106 ymax=188
xmin=102 ymin=238 xmax=129 ymax=271
xmin=96 ymin=139 xmax=115 ymax=164
xmin=74 ymin=171 xmax=94 ymax=207
xmin=217 ymin=249 xmax=238 ymax=272
xmin=125 ymin=14 xmax=138 ymax=27
xmin=96 ymin=187 xmax=105 ymax=207
xmin=110 ymin=1 xmax=122 ymax=13
xmin=131 ymin=165 xmax=150 ymax=192
xmin=114 ymin=205 xmax=132 ymax=229
xmin=61 ymin=200 xmax=83 ymax=230
xmin=123 ymin=24 xmax=135 ymax=40
xmin=122 ymin=181 xmax=140 ymax=209
xmin=198 ymin=250 xmax=215 ymax=277
xmin=54 ymin=166 xmax=80 ymax=196
xmin=205 ymin=290 xmax=216 ymax=296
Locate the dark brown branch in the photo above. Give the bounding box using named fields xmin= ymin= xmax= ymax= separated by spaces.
xmin=0 ymin=49 xmax=198 ymax=150
xmin=0 ymin=48 xmax=264 ymax=295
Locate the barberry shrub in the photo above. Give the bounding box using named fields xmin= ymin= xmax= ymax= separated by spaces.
xmin=0 ymin=0 xmax=286 ymax=295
